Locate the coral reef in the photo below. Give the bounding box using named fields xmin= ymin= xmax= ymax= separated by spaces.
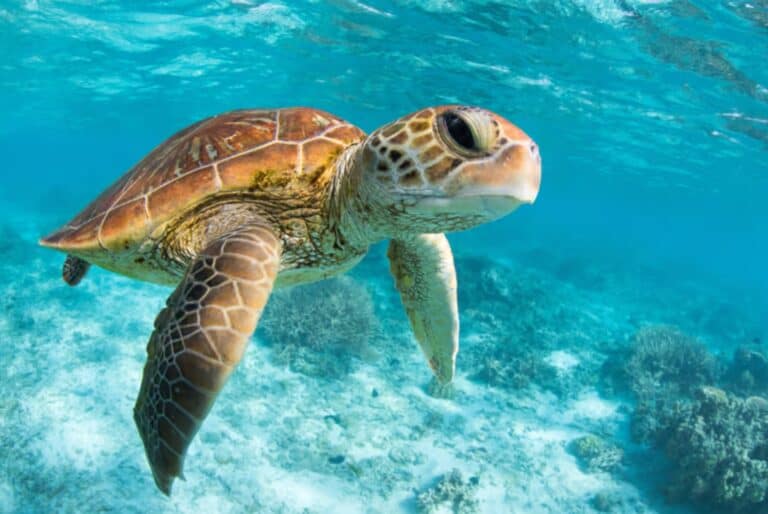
xmin=258 ymin=277 xmax=378 ymax=378
xmin=4 ymin=232 xmax=763 ymax=512
xmin=458 ymin=257 xmax=551 ymax=391
xmin=663 ymin=387 xmax=768 ymax=513
xmin=625 ymin=325 xmax=717 ymax=398
xmin=614 ymin=325 xmax=768 ymax=512
xmin=416 ymin=469 xmax=479 ymax=514
xmin=622 ymin=325 xmax=716 ymax=443
xmin=567 ymin=434 xmax=623 ymax=473
xmin=456 ymin=257 xmax=554 ymax=342
xmin=456 ymin=256 xmax=583 ymax=395
xmin=724 ymin=346 xmax=768 ymax=397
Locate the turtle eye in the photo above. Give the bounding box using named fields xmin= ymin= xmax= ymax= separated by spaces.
xmin=443 ymin=112 xmax=476 ymax=151
xmin=438 ymin=109 xmax=494 ymax=155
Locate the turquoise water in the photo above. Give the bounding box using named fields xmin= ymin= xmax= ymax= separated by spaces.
xmin=1 ymin=1 xmax=767 ymax=513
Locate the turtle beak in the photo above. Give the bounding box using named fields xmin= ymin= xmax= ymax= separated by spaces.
xmin=446 ymin=140 xmax=541 ymax=217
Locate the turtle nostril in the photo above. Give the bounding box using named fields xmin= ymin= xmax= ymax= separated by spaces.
xmin=529 ymin=142 xmax=539 ymax=159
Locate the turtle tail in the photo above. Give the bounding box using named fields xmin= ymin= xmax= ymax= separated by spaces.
xmin=62 ymin=255 xmax=90 ymax=286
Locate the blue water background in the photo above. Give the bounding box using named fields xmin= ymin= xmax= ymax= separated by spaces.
xmin=1 ymin=1 xmax=767 ymax=512
xmin=2 ymin=1 xmax=766 ymax=306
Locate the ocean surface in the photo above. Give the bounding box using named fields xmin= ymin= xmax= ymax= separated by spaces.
xmin=1 ymin=1 xmax=767 ymax=513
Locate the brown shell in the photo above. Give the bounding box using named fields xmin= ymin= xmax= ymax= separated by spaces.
xmin=40 ymin=108 xmax=365 ymax=252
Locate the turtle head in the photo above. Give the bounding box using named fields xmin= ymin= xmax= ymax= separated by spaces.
xmin=356 ymin=105 xmax=541 ymax=235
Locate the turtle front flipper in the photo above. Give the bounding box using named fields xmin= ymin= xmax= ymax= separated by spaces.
xmin=133 ymin=222 xmax=281 ymax=495
xmin=388 ymin=234 xmax=458 ymax=384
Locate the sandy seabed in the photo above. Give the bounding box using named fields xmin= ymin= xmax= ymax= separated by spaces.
xmin=1 ymin=212 xmax=764 ymax=514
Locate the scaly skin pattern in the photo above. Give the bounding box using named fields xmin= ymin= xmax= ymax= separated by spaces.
xmin=40 ymin=104 xmax=541 ymax=495
xmin=333 ymin=106 xmax=541 ymax=241
xmin=388 ymin=234 xmax=458 ymax=383
xmin=133 ymin=221 xmax=280 ymax=494
xmin=40 ymin=106 xmax=539 ymax=288
xmin=368 ymin=107 xmax=534 ymax=193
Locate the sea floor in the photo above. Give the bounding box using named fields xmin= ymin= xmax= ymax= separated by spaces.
xmin=1 ymin=210 xmax=765 ymax=514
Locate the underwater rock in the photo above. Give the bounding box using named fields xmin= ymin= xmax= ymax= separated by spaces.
xmin=724 ymin=346 xmax=768 ymax=397
xmin=663 ymin=386 xmax=768 ymax=513
xmin=567 ymin=434 xmax=623 ymax=473
xmin=259 ymin=277 xmax=378 ymax=378
xmin=416 ymin=469 xmax=480 ymax=514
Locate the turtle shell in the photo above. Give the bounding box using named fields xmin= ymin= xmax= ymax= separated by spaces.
xmin=40 ymin=108 xmax=365 ymax=253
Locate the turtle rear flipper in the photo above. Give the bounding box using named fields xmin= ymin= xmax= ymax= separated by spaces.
xmin=62 ymin=255 xmax=90 ymax=286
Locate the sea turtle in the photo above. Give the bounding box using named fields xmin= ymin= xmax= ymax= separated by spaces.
xmin=40 ymin=105 xmax=541 ymax=494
